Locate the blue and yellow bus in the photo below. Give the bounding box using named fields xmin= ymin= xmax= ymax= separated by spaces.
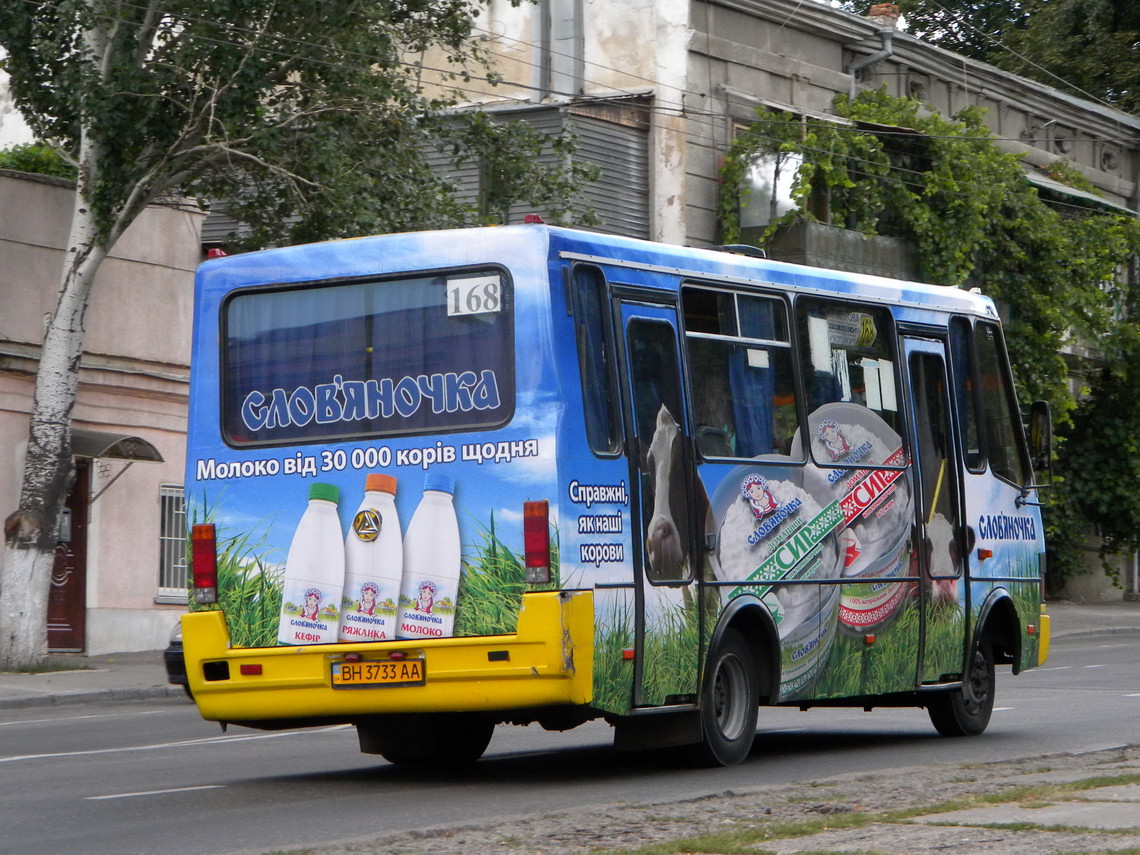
xmin=181 ymin=224 xmax=1051 ymax=766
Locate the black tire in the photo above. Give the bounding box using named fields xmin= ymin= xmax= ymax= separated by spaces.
xmin=358 ymin=714 xmax=494 ymax=767
xmin=693 ymin=629 xmax=759 ymax=766
xmin=928 ymin=637 xmax=995 ymax=737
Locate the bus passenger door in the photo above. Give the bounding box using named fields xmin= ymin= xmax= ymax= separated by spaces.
xmin=616 ymin=299 xmax=701 ymax=708
xmin=902 ymin=336 xmax=969 ymax=682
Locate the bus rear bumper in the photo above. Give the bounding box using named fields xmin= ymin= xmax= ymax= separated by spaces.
xmin=182 ymin=590 xmax=593 ymax=725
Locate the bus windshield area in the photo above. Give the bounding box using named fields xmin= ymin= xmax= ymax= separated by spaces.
xmin=222 ymin=270 xmax=514 ymax=446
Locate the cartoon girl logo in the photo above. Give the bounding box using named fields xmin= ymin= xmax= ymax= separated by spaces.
xmin=414 ymin=580 xmax=438 ymax=614
xmin=741 ymin=474 xmax=779 ymax=523
xmin=299 ymin=587 xmax=322 ymax=620
xmin=818 ymin=419 xmax=852 ymax=461
xmin=357 ymin=582 xmax=379 ymax=615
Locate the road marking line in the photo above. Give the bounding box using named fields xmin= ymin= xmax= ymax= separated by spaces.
xmin=86 ymin=785 xmax=226 ymax=800
xmin=0 ymin=710 xmax=165 ymax=728
xmin=1084 ymin=664 xmax=1108 ymax=668
xmin=0 ymin=726 xmax=349 ymax=763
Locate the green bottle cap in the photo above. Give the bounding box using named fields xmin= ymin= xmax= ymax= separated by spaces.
xmin=309 ymin=483 xmax=339 ymax=504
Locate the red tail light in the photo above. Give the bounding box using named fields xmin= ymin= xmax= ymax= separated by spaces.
xmin=523 ymin=500 xmax=551 ymax=584
xmin=191 ymin=523 xmax=219 ymax=604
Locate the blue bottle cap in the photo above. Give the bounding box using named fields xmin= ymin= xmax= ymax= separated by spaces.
xmin=423 ymin=473 xmax=455 ymax=495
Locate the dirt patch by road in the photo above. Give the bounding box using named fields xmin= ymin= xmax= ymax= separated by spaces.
xmin=268 ymin=744 xmax=1140 ymax=855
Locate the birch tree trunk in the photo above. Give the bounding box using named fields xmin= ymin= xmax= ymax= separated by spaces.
xmin=1 ymin=142 xmax=107 ymax=669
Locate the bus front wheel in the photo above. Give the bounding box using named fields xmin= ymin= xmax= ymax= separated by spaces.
xmin=357 ymin=713 xmax=494 ymax=767
xmin=693 ymin=629 xmax=759 ymax=766
xmin=927 ymin=638 xmax=995 ymax=737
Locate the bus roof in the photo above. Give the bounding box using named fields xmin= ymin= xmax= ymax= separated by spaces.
xmin=544 ymin=226 xmax=997 ymax=319
xmin=197 ymin=224 xmax=997 ymax=319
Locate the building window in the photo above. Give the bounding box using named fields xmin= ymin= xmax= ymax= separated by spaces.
xmin=157 ymin=484 xmax=187 ymax=603
xmin=738 ymin=147 xmax=802 ymax=232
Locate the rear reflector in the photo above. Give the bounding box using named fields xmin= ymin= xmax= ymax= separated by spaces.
xmin=239 ymin=664 xmax=263 ymax=676
xmin=191 ymin=524 xmax=218 ymax=604
xmin=523 ymin=500 xmax=551 ymax=584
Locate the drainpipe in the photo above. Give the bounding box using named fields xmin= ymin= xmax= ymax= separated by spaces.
xmin=847 ymin=3 xmax=899 ymax=100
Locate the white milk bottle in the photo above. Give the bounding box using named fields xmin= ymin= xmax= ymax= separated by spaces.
xmin=277 ymin=482 xmax=344 ymax=645
xmin=338 ymin=473 xmax=402 ymax=643
xmin=396 ymin=473 xmax=460 ymax=640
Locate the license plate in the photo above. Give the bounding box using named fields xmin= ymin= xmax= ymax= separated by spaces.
xmin=331 ymin=659 xmax=424 ymax=688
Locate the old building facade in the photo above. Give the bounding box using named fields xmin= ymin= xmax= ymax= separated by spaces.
xmin=451 ymin=0 xmax=1138 ymax=242
xmin=0 ymin=170 xmax=203 ymax=653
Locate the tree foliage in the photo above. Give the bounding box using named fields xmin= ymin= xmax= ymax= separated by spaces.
xmin=849 ymin=0 xmax=1140 ymax=113
xmin=720 ymin=89 xmax=1140 ymax=581
xmin=0 ymin=142 xmax=76 ymax=179
xmin=1055 ymin=327 xmax=1140 ymax=580
xmin=0 ymin=0 xmax=596 ymax=667
xmin=874 ymin=0 xmax=1029 ymax=64
xmin=0 ymin=0 xmax=594 ymax=245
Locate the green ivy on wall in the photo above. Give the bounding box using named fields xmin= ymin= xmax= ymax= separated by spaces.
xmin=0 ymin=143 xmax=76 ymax=180
xmin=720 ymin=89 xmax=1140 ymax=583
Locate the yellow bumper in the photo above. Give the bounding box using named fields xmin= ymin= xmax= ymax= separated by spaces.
xmin=1037 ymin=604 xmax=1051 ymax=666
xmin=183 ymin=590 xmax=593 ymax=724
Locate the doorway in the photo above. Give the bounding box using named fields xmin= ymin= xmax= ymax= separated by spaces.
xmin=48 ymin=458 xmax=89 ymax=652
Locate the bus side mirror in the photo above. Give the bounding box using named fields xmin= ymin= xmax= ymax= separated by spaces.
xmin=1028 ymin=400 xmax=1053 ymax=481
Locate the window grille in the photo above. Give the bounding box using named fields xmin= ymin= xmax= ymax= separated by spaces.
xmin=157 ymin=484 xmax=187 ymax=603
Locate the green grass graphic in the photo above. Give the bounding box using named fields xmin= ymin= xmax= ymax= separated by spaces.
xmin=187 ymin=499 xmax=284 ymax=649
xmin=454 ymin=513 xmax=561 ymax=637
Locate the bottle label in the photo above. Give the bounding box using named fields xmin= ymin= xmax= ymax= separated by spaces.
xmin=279 ymin=580 xmax=340 ymax=645
xmin=396 ymin=578 xmax=457 ymax=639
xmin=339 ymin=580 xmax=399 ymax=641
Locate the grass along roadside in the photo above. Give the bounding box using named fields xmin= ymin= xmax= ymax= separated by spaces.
xmin=258 ymin=746 xmax=1140 ymax=855
xmin=586 ymin=771 xmax=1140 ymax=855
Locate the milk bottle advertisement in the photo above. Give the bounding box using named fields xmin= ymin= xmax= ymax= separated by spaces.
xmin=186 ymin=256 xmax=565 ymax=651
xmin=186 ymin=429 xmax=560 ymax=650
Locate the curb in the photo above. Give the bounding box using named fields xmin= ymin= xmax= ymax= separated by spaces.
xmin=0 ymin=685 xmax=189 ymax=711
xmin=1052 ymin=626 xmax=1140 ymax=638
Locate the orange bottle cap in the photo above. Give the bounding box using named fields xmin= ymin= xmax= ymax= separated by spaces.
xmin=364 ymin=473 xmax=397 ymax=495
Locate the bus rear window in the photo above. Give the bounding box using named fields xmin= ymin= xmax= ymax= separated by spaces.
xmin=222 ymin=270 xmax=514 ymax=446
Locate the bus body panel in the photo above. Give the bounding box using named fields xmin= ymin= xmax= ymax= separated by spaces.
xmin=182 ymin=225 xmax=1047 ymax=739
xmin=182 ymin=590 xmax=593 ymax=723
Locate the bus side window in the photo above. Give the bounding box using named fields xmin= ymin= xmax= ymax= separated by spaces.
xmin=571 ymin=265 xmax=621 ymax=455
xmin=795 ymin=299 xmax=902 ymax=443
xmin=949 ymin=317 xmax=984 ymax=471
xmin=682 ymin=286 xmax=797 ymax=458
xmin=975 ymin=321 xmax=1030 ymax=487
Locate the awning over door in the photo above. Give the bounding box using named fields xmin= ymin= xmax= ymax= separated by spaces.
xmin=1022 ymin=168 xmax=1135 ymax=215
xmin=71 ymin=428 xmax=164 ymax=462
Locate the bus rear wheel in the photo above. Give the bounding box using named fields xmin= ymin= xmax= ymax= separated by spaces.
xmin=692 ymin=629 xmax=759 ymax=766
xmin=357 ymin=713 xmax=494 ymax=767
xmin=927 ymin=637 xmax=995 ymax=737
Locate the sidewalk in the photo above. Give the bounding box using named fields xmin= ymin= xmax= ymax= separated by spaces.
xmin=0 ymin=599 xmax=1136 ymax=711
xmin=0 ymin=648 xmax=187 ymax=710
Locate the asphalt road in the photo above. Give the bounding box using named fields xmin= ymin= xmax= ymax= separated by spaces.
xmin=1 ymin=633 xmax=1135 ymax=855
